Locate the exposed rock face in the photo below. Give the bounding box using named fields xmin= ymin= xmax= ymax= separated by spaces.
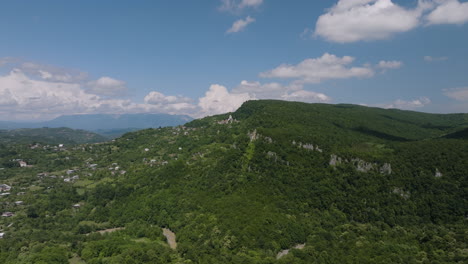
xmin=352 ymin=158 xmax=375 ymax=173
xmin=267 ymin=151 xmax=278 ymax=162
xmin=276 ymin=244 xmax=306 ymax=259
xmin=302 ymin=144 xmax=314 ymax=150
xmin=330 ymin=155 xmax=391 ymax=175
xmin=297 ymin=142 xmax=323 ymax=153
xmin=248 ymin=129 xmax=259 ymax=142
xmin=392 ymin=188 xmax=410 ymax=199
xmin=329 ymin=154 xmax=342 ymax=166
xmin=435 ymin=169 xmax=443 ymax=178
xmin=217 ymin=115 xmax=237 ymax=124
xmin=380 ymin=163 xmax=392 ymax=175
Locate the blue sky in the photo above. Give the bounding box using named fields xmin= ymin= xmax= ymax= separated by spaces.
xmin=1 ymin=0 xmax=467 ymax=121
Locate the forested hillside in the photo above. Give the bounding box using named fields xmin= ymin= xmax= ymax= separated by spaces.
xmin=0 ymin=127 xmax=108 ymax=145
xmin=0 ymin=100 xmax=466 ymax=263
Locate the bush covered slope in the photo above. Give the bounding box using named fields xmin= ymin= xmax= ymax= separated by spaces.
xmin=0 ymin=127 xmax=108 ymax=145
xmin=0 ymin=100 xmax=466 ymax=263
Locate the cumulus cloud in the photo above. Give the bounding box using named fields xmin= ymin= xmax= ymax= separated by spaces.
xmin=0 ymin=65 xmax=332 ymax=120
xmin=87 ymin=76 xmax=128 ymax=97
xmin=314 ymin=0 xmax=468 ymax=43
xmin=0 ymin=68 xmax=178 ymax=120
xmin=315 ymin=0 xmax=425 ymax=43
xmin=233 ymin=80 xmax=293 ymax=99
xmin=19 ymin=61 xmax=88 ymax=83
xmin=443 ymin=87 xmax=468 ymax=101
xmin=0 ymin=57 xmax=19 ymax=67
xmin=232 ymin=80 xmax=331 ymax=104
xmin=0 ymin=60 xmax=253 ymax=120
xmin=0 ymin=69 xmax=105 ymax=120
xmin=426 ymin=0 xmax=468 ymax=25
xmin=239 ymin=0 xmax=263 ymax=8
xmin=0 ymin=89 xmax=18 ymax=107
xmin=281 ymin=90 xmax=331 ymax=103
xmin=260 ymin=53 xmax=374 ymax=84
xmin=382 ymin=97 xmax=431 ymax=109
xmin=377 ymin=60 xmax=403 ymax=69
xmin=424 ymin=55 xmax=448 ymax=62
xmin=227 ymin=16 xmax=255 ymax=33
xmin=220 ymin=0 xmax=263 ymax=12
xmin=144 ymin=91 xmax=197 ymax=114
xmin=197 ymin=84 xmax=252 ymax=117
xmin=144 ymin=91 xmax=192 ymax=105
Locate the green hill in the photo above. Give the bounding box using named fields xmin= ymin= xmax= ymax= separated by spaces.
xmin=0 ymin=127 xmax=108 ymax=145
xmin=0 ymin=100 xmax=466 ymax=263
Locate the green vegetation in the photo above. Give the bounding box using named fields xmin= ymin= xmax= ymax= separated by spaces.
xmin=0 ymin=100 xmax=466 ymax=263
xmin=0 ymin=127 xmax=108 ymax=145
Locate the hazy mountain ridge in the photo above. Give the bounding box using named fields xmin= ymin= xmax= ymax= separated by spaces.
xmin=0 ymin=113 xmax=193 ymax=135
xmin=0 ymin=127 xmax=108 ymax=145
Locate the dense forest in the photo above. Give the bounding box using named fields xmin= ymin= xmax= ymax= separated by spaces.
xmin=0 ymin=127 xmax=108 ymax=145
xmin=0 ymin=100 xmax=466 ymax=263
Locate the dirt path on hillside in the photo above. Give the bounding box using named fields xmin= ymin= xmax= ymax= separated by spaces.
xmin=276 ymin=243 xmax=305 ymax=259
xmin=96 ymin=227 xmax=125 ymax=234
xmin=162 ymin=228 xmax=177 ymax=249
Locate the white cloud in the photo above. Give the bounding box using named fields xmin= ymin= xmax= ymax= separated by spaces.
xmin=382 ymin=97 xmax=431 ymax=109
xmin=144 ymin=91 xmax=192 ymax=105
xmin=233 ymin=80 xmax=293 ymax=99
xmin=1 ymin=60 xmax=265 ymax=120
xmin=233 ymin=80 xmax=331 ymax=104
xmin=281 ymin=90 xmax=331 ymax=103
xmin=300 ymin=28 xmax=313 ymax=39
xmin=143 ymin=91 xmax=197 ymax=114
xmin=260 ymin=53 xmax=374 ymax=84
xmin=315 ymin=0 xmax=425 ymax=43
xmin=424 ymin=55 xmax=449 ymax=62
xmin=20 ymin=61 xmax=88 ymax=83
xmin=0 ymin=68 xmax=184 ymax=120
xmin=220 ymin=0 xmax=263 ymax=12
xmin=377 ymin=60 xmax=403 ymax=69
xmin=197 ymin=84 xmax=252 ymax=117
xmin=0 ymin=89 xmax=18 ymax=107
xmin=0 ymin=61 xmax=255 ymax=120
xmin=0 ymin=69 xmax=104 ymax=120
xmin=426 ymin=0 xmax=468 ymax=25
xmin=314 ymin=0 xmax=468 ymax=43
xmin=227 ymin=16 xmax=255 ymax=33
xmin=240 ymin=0 xmax=263 ymax=8
xmin=0 ymin=57 xmax=18 ymax=67
xmin=443 ymin=87 xmax=468 ymax=101
xmin=87 ymin=76 xmax=128 ymax=97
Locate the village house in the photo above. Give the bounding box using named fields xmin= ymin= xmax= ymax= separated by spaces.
xmin=0 ymin=184 xmax=11 ymax=192
xmin=1 ymin=212 xmax=14 ymax=217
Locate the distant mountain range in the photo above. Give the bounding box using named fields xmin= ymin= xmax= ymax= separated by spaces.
xmin=0 ymin=113 xmax=193 ymax=137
